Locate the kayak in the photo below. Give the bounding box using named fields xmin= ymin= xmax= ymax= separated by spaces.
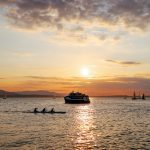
xmin=24 ymin=111 xmax=66 ymax=114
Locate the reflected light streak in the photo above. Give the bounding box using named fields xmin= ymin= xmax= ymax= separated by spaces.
xmin=74 ymin=105 xmax=96 ymax=149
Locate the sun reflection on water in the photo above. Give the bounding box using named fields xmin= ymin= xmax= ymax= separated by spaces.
xmin=73 ymin=105 xmax=96 ymax=149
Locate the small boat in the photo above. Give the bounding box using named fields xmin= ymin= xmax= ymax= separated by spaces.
xmin=2 ymin=96 xmax=7 ymax=99
xmin=132 ymin=92 xmax=146 ymax=100
xmin=64 ymin=91 xmax=90 ymax=104
xmin=123 ymin=96 xmax=128 ymax=99
xmin=2 ymin=92 xmax=7 ymax=99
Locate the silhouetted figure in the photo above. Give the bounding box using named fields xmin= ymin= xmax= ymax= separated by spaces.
xmin=142 ymin=94 xmax=145 ymax=100
xmin=132 ymin=91 xmax=137 ymax=100
xmin=50 ymin=108 xmax=55 ymax=113
xmin=41 ymin=108 xmax=46 ymax=113
xmin=34 ymin=108 xmax=38 ymax=113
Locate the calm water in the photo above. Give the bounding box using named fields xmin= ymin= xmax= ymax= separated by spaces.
xmin=0 ymin=97 xmax=150 ymax=150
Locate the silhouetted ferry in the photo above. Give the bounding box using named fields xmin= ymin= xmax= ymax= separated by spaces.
xmin=64 ymin=92 xmax=90 ymax=104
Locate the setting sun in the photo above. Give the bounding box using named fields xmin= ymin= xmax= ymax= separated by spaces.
xmin=81 ymin=67 xmax=90 ymax=77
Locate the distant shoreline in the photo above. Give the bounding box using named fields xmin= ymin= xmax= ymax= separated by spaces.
xmin=1 ymin=96 xmax=150 ymax=98
xmin=0 ymin=90 xmax=149 ymax=98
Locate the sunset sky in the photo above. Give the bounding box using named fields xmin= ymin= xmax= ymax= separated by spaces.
xmin=0 ymin=0 xmax=150 ymax=96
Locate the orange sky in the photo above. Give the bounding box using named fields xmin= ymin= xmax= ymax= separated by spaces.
xmin=1 ymin=76 xmax=150 ymax=96
xmin=0 ymin=0 xmax=150 ymax=96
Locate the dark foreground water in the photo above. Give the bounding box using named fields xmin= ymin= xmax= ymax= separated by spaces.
xmin=0 ymin=97 xmax=150 ymax=150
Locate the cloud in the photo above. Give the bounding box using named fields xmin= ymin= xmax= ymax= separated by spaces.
xmin=86 ymin=76 xmax=150 ymax=96
xmin=0 ymin=0 xmax=15 ymax=6
xmin=0 ymin=0 xmax=149 ymax=29
xmin=1 ymin=75 xmax=150 ymax=96
xmin=0 ymin=0 xmax=149 ymax=42
xmin=106 ymin=59 xmax=141 ymax=66
xmin=24 ymin=76 xmax=64 ymax=80
xmin=20 ymin=75 xmax=150 ymax=90
xmin=13 ymin=51 xmax=33 ymax=57
xmin=109 ymin=0 xmax=150 ymax=29
xmin=136 ymin=73 xmax=150 ymax=77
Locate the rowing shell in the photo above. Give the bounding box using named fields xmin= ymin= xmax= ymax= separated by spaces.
xmin=23 ymin=111 xmax=66 ymax=114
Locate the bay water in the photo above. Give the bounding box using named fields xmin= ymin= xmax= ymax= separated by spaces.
xmin=0 ymin=97 xmax=149 ymax=150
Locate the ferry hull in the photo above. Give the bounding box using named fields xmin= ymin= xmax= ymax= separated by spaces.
xmin=64 ymin=97 xmax=90 ymax=104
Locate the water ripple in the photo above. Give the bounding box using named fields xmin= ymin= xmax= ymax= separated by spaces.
xmin=0 ymin=98 xmax=150 ymax=149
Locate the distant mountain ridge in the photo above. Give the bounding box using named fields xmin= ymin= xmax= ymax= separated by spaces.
xmin=1 ymin=90 xmax=149 ymax=97
xmin=0 ymin=90 xmax=62 ymax=97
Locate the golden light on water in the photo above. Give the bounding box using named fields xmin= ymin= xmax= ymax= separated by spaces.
xmin=74 ymin=105 xmax=96 ymax=148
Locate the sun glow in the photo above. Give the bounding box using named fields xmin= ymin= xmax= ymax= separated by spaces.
xmin=81 ymin=67 xmax=90 ymax=77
